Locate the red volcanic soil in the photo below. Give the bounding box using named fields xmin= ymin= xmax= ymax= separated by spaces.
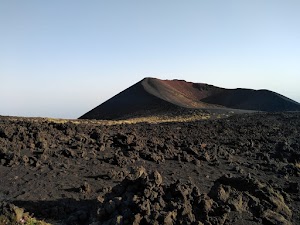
xmin=142 ymin=78 xmax=220 ymax=108
xmin=80 ymin=77 xmax=300 ymax=120
xmin=153 ymin=78 xmax=221 ymax=101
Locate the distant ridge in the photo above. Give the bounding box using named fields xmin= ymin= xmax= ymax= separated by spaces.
xmin=80 ymin=77 xmax=300 ymax=120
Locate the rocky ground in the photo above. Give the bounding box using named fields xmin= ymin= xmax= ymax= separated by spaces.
xmin=0 ymin=112 xmax=299 ymax=225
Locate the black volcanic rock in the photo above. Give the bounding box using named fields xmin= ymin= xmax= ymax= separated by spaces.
xmin=1 ymin=113 xmax=300 ymax=224
xmin=80 ymin=77 xmax=300 ymax=120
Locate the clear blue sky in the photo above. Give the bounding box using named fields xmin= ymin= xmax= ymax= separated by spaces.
xmin=1 ymin=0 xmax=299 ymax=118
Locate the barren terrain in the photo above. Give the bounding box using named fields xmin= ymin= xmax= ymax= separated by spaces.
xmin=80 ymin=78 xmax=300 ymax=120
xmin=0 ymin=112 xmax=299 ymax=224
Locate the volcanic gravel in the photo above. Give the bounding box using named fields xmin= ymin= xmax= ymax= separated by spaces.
xmin=0 ymin=112 xmax=299 ymax=224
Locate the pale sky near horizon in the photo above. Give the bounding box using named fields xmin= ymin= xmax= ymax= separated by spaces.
xmin=1 ymin=0 xmax=300 ymax=119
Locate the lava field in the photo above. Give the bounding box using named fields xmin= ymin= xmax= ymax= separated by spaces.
xmin=0 ymin=112 xmax=299 ymax=225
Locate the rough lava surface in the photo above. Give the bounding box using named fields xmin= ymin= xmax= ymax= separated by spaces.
xmin=0 ymin=112 xmax=300 ymax=224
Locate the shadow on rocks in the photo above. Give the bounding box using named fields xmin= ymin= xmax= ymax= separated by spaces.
xmin=12 ymin=198 xmax=98 ymax=225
